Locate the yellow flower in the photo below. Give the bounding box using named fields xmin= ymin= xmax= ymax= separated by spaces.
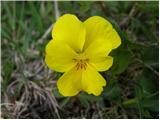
xmin=45 ymin=14 xmax=121 ymax=96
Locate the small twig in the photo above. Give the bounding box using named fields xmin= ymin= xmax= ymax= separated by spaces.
xmin=7 ymin=79 xmax=20 ymax=94
xmin=54 ymin=0 xmax=60 ymax=20
xmin=96 ymin=103 xmax=103 ymax=118
xmin=37 ymin=0 xmax=60 ymax=44
xmin=1 ymin=103 xmax=15 ymax=106
xmin=46 ymin=90 xmax=60 ymax=118
xmin=37 ymin=24 xmax=53 ymax=44
xmin=119 ymin=3 xmax=137 ymax=27
xmin=136 ymin=58 xmax=159 ymax=76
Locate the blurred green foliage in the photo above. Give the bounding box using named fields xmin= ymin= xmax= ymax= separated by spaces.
xmin=1 ymin=1 xmax=159 ymax=119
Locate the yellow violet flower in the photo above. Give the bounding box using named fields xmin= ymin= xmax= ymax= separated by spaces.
xmin=45 ymin=14 xmax=121 ymax=96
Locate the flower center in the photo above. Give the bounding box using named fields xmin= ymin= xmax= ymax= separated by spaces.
xmin=75 ymin=59 xmax=89 ymax=70
xmin=73 ymin=53 xmax=89 ymax=70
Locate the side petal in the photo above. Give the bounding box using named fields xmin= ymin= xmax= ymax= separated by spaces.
xmin=89 ymin=56 xmax=113 ymax=72
xmin=57 ymin=67 xmax=82 ymax=96
xmin=106 ymin=29 xmax=121 ymax=49
xmin=83 ymin=16 xmax=121 ymax=50
xmin=82 ymin=65 xmax=106 ymax=96
xmin=45 ymin=40 xmax=78 ymax=72
xmin=84 ymin=38 xmax=113 ymax=72
xmin=52 ymin=14 xmax=86 ymax=52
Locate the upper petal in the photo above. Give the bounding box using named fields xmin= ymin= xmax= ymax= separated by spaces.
xmin=83 ymin=16 xmax=121 ymax=50
xmin=52 ymin=14 xmax=86 ymax=52
xmin=82 ymin=65 xmax=106 ymax=96
xmin=57 ymin=66 xmax=82 ymax=96
xmin=84 ymin=38 xmax=113 ymax=59
xmin=45 ymin=40 xmax=78 ymax=72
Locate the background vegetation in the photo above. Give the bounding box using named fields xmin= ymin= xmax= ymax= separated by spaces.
xmin=1 ymin=1 xmax=159 ymax=119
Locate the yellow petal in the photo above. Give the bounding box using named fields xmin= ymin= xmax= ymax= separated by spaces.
xmin=57 ymin=67 xmax=82 ymax=96
xmin=89 ymin=56 xmax=113 ymax=72
xmin=84 ymin=38 xmax=113 ymax=72
xmin=84 ymin=38 xmax=113 ymax=58
xmin=45 ymin=40 xmax=78 ymax=72
xmin=83 ymin=16 xmax=121 ymax=50
xmin=52 ymin=14 xmax=86 ymax=52
xmin=106 ymin=28 xmax=121 ymax=49
xmin=82 ymin=65 xmax=106 ymax=96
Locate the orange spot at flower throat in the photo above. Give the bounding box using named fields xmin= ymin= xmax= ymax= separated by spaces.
xmin=73 ymin=58 xmax=89 ymax=70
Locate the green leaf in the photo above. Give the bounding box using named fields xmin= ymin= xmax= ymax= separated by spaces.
xmin=141 ymin=97 xmax=159 ymax=112
xmin=2 ymin=59 xmax=14 ymax=83
xmin=79 ymin=2 xmax=93 ymax=13
xmin=53 ymin=88 xmax=65 ymax=99
xmin=103 ymin=84 xmax=122 ymax=101
xmin=141 ymin=46 xmax=159 ymax=66
xmin=111 ymin=49 xmax=132 ymax=74
xmin=78 ymin=94 xmax=90 ymax=108
xmin=78 ymin=93 xmax=103 ymax=108
xmin=139 ymin=68 xmax=158 ymax=95
xmin=59 ymin=97 xmax=70 ymax=108
xmin=28 ymin=2 xmax=43 ymax=32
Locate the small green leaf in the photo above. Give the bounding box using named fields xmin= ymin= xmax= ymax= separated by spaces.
xmin=3 ymin=59 xmax=14 ymax=83
xmin=79 ymin=2 xmax=93 ymax=13
xmin=78 ymin=93 xmax=103 ymax=108
xmin=139 ymin=68 xmax=158 ymax=95
xmin=59 ymin=97 xmax=70 ymax=108
xmin=141 ymin=97 xmax=159 ymax=112
xmin=53 ymin=88 xmax=65 ymax=99
xmin=111 ymin=49 xmax=132 ymax=74
xmin=141 ymin=46 xmax=159 ymax=66
xmin=103 ymin=84 xmax=122 ymax=101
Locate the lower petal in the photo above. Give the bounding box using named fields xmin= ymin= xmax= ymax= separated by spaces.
xmin=82 ymin=65 xmax=106 ymax=96
xmin=57 ymin=67 xmax=82 ymax=96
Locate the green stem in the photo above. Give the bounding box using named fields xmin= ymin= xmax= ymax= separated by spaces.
xmin=122 ymin=98 xmax=138 ymax=107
